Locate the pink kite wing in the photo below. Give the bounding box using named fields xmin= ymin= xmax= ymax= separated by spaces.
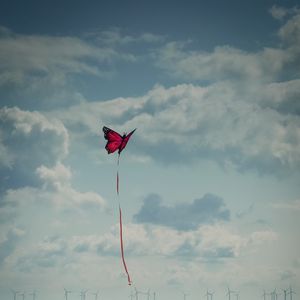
xmin=103 ymin=126 xmax=122 ymax=154
xmin=106 ymin=140 xmax=122 ymax=154
xmin=119 ymin=128 xmax=136 ymax=154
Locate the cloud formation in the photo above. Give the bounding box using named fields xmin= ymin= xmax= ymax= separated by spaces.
xmin=36 ymin=163 xmax=107 ymax=210
xmin=134 ymin=193 xmax=230 ymax=230
xmin=0 ymin=227 xmax=25 ymax=265
xmin=17 ymin=236 xmax=67 ymax=271
xmin=155 ymin=10 xmax=300 ymax=84
xmin=0 ymin=27 xmax=138 ymax=109
xmin=14 ymin=223 xmax=276 ymax=268
xmin=0 ymin=27 xmax=135 ymax=87
xmin=155 ymin=42 xmax=289 ymax=83
xmin=272 ymin=199 xmax=300 ymax=211
xmin=1 ymin=13 xmax=300 ymax=175
xmin=0 ymin=106 xmax=106 ymax=220
xmin=88 ymin=27 xmax=165 ymax=46
xmin=56 ymin=81 xmax=300 ymax=173
xmin=0 ymin=106 xmax=69 ymax=191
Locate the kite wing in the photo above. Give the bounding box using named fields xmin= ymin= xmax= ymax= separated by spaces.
xmin=119 ymin=128 xmax=136 ymax=154
xmin=103 ymin=126 xmax=123 ymax=154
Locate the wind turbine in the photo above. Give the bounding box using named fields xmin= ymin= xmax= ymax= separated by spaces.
xmin=80 ymin=290 xmax=88 ymax=300
xmin=129 ymin=290 xmax=134 ymax=300
xmin=271 ymin=288 xmax=280 ymax=300
xmin=64 ymin=288 xmax=72 ymax=300
xmin=28 ymin=291 xmax=36 ymax=300
xmin=92 ymin=290 xmax=99 ymax=300
xmin=134 ymin=287 xmax=139 ymax=300
xmin=182 ymin=292 xmax=189 ymax=300
xmin=205 ymin=290 xmax=214 ymax=300
xmin=227 ymin=287 xmax=237 ymax=300
xmin=288 ymin=286 xmax=296 ymax=300
xmin=11 ymin=289 xmax=19 ymax=300
xmin=135 ymin=288 xmax=151 ymax=300
xmin=153 ymin=291 xmax=156 ymax=300
xmin=262 ymin=290 xmax=268 ymax=300
xmin=146 ymin=289 xmax=151 ymax=300
xmin=205 ymin=290 xmax=210 ymax=300
xmin=20 ymin=292 xmax=26 ymax=300
xmin=281 ymin=288 xmax=289 ymax=300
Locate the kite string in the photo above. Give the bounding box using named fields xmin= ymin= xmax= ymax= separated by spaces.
xmin=117 ymin=153 xmax=132 ymax=285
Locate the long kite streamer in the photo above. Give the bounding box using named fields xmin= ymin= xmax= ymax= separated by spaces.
xmin=102 ymin=126 xmax=136 ymax=285
xmin=119 ymin=204 xmax=132 ymax=285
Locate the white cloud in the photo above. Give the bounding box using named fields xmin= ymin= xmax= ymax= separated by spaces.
xmin=87 ymin=27 xmax=165 ymax=46
xmin=140 ymin=33 xmax=165 ymax=43
xmin=0 ymin=106 xmax=69 ymax=191
xmin=0 ymin=132 xmax=14 ymax=168
xmin=54 ymin=82 xmax=300 ymax=172
xmin=0 ymin=162 xmax=107 ymax=219
xmin=45 ymin=12 xmax=300 ymax=174
xmin=278 ymin=12 xmax=300 ymax=46
xmin=0 ymin=106 xmax=69 ymax=166
xmin=0 ymin=28 xmax=135 ymax=87
xmin=154 ymin=41 xmax=293 ymax=84
xmin=272 ymin=199 xmax=300 ymax=211
xmin=36 ymin=163 xmax=72 ymax=190
xmin=249 ymin=231 xmax=278 ymax=245
xmin=12 ymin=223 xmax=277 ymax=277
xmin=71 ymin=223 xmax=276 ymax=260
xmin=0 ymin=27 xmax=139 ymax=110
xmin=270 ymin=6 xmax=290 ymax=20
xmin=17 ymin=236 xmax=67 ymax=271
xmin=152 ymin=11 xmax=300 ymax=89
xmin=35 ymin=163 xmax=107 ymax=210
xmin=0 ymin=227 xmax=25 ymax=265
xmin=0 ymin=106 xmax=107 ymax=229
xmin=263 ymin=79 xmax=300 ymax=114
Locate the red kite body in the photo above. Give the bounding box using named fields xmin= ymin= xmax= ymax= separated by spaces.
xmin=103 ymin=126 xmax=136 ymax=155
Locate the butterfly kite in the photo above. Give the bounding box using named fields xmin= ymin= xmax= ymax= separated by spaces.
xmin=102 ymin=126 xmax=136 ymax=285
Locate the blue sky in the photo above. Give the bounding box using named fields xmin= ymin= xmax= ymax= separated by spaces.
xmin=0 ymin=1 xmax=300 ymax=300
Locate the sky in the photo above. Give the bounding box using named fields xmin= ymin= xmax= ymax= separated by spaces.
xmin=0 ymin=0 xmax=300 ymax=300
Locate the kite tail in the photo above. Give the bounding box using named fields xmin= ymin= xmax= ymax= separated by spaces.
xmin=117 ymin=153 xmax=120 ymax=195
xmin=116 ymin=153 xmax=132 ymax=286
xmin=119 ymin=204 xmax=132 ymax=285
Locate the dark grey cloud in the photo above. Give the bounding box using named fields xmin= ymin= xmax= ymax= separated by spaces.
xmin=134 ymin=193 xmax=230 ymax=230
xmin=0 ymin=228 xmax=24 ymax=265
